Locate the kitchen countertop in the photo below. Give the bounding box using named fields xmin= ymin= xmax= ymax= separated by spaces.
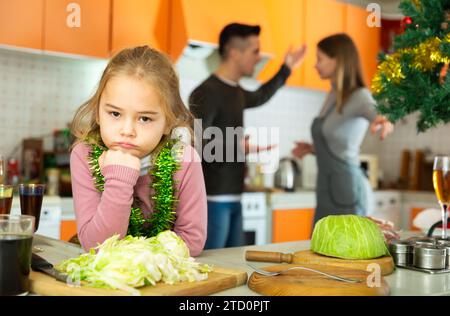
xmin=32 ymin=233 xmax=450 ymax=296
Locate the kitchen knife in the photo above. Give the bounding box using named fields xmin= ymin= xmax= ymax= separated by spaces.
xmin=31 ymin=253 xmax=68 ymax=283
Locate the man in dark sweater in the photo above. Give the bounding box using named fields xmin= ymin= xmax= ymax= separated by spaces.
xmin=189 ymin=23 xmax=307 ymax=249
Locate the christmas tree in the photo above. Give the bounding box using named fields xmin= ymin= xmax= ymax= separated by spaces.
xmin=372 ymin=0 xmax=450 ymax=132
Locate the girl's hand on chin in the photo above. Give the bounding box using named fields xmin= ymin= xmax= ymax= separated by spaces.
xmin=99 ymin=149 xmax=141 ymax=171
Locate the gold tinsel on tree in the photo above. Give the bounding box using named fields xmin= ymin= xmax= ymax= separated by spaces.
xmin=372 ymin=35 xmax=450 ymax=94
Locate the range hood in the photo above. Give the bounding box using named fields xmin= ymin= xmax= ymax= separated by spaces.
xmin=170 ymin=0 xmax=274 ymax=82
xmin=175 ymin=40 xmax=272 ymax=81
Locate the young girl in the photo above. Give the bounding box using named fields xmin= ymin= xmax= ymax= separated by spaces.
xmin=70 ymin=46 xmax=207 ymax=256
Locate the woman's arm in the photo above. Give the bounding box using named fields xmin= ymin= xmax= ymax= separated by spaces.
xmin=370 ymin=115 xmax=394 ymax=140
xmin=350 ymin=88 xmax=394 ymax=140
xmin=292 ymin=141 xmax=315 ymax=159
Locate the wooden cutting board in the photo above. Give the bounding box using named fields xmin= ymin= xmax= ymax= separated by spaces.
xmin=246 ymin=250 xmax=395 ymax=275
xmin=247 ymin=264 xmax=389 ymax=296
xmin=30 ymin=266 xmax=247 ymax=296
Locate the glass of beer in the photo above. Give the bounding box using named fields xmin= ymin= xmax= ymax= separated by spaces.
xmin=0 ymin=185 xmax=14 ymax=215
xmin=19 ymin=184 xmax=45 ymax=232
xmin=432 ymin=156 xmax=450 ymax=239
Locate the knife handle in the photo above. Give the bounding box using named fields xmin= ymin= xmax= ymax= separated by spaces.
xmin=245 ymin=251 xmax=293 ymax=263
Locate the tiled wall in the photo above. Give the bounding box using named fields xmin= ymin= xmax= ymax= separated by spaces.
xmin=0 ymin=48 xmax=107 ymax=158
xmin=361 ymin=113 xmax=450 ymax=185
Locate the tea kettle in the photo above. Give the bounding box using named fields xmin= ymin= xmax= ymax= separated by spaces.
xmin=274 ymin=157 xmax=301 ymax=192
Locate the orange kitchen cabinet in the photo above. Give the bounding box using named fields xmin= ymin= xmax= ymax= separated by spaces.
xmin=258 ymin=0 xmax=305 ymax=86
xmin=345 ymin=4 xmax=381 ymax=88
xmin=170 ymin=0 xmax=275 ymax=61
xmin=111 ymin=0 xmax=170 ymax=55
xmin=44 ymin=0 xmax=110 ymax=58
xmin=0 ymin=0 xmax=44 ymax=49
xmin=272 ymin=208 xmax=315 ymax=243
xmin=60 ymin=220 xmax=77 ymax=241
xmin=303 ymin=0 xmax=345 ymax=91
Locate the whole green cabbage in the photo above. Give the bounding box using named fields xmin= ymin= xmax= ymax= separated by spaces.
xmin=310 ymin=215 xmax=390 ymax=259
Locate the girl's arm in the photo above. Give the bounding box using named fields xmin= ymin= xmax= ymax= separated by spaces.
xmin=70 ymin=143 xmax=140 ymax=251
xmin=172 ymin=145 xmax=207 ymax=257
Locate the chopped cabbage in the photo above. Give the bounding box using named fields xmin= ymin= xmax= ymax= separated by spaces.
xmin=56 ymin=231 xmax=211 ymax=295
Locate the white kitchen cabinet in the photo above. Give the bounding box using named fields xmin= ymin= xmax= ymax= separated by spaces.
xmin=370 ymin=191 xmax=439 ymax=231
xmin=268 ymin=191 xmax=316 ymax=210
xmin=371 ymin=191 xmax=402 ymax=229
xmin=401 ymin=191 xmax=438 ymax=231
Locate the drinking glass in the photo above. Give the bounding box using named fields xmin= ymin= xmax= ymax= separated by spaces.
xmin=0 ymin=154 xmax=5 ymax=184
xmin=19 ymin=184 xmax=45 ymax=232
xmin=0 ymin=185 xmax=13 ymax=215
xmin=432 ymin=156 xmax=450 ymax=239
xmin=0 ymin=214 xmax=35 ymax=295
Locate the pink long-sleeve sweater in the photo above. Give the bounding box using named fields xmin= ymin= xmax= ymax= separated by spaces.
xmin=70 ymin=142 xmax=207 ymax=256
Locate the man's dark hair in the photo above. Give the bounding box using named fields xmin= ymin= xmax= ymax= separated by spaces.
xmin=218 ymin=23 xmax=261 ymax=58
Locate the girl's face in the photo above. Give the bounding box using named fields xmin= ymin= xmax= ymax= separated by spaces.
xmin=315 ymin=48 xmax=337 ymax=80
xmin=98 ymin=75 xmax=169 ymax=158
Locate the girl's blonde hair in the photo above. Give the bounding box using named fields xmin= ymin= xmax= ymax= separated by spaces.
xmin=317 ymin=34 xmax=366 ymax=113
xmin=71 ymin=46 xmax=194 ymax=151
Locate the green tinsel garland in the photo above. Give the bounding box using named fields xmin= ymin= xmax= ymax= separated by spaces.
xmin=87 ymin=139 xmax=181 ymax=237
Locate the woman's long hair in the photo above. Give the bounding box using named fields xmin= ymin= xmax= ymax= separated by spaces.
xmin=317 ymin=34 xmax=366 ymax=113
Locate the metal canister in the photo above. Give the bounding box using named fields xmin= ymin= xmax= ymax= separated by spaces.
xmin=412 ymin=237 xmax=437 ymax=246
xmin=413 ymin=241 xmax=436 ymax=247
xmin=389 ymin=240 xmax=413 ymax=266
xmin=436 ymin=241 xmax=450 ymax=269
xmin=436 ymin=240 xmax=450 ymax=246
xmin=406 ymin=236 xmax=430 ymax=242
xmin=413 ymin=245 xmax=446 ymax=270
xmin=445 ymin=247 xmax=450 ymax=269
xmin=435 ymin=238 xmax=450 ymax=245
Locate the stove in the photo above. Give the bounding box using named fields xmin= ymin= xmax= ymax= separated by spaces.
xmin=241 ymin=192 xmax=270 ymax=245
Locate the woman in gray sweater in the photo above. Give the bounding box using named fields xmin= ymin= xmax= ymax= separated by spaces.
xmin=292 ymin=34 xmax=393 ymax=223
